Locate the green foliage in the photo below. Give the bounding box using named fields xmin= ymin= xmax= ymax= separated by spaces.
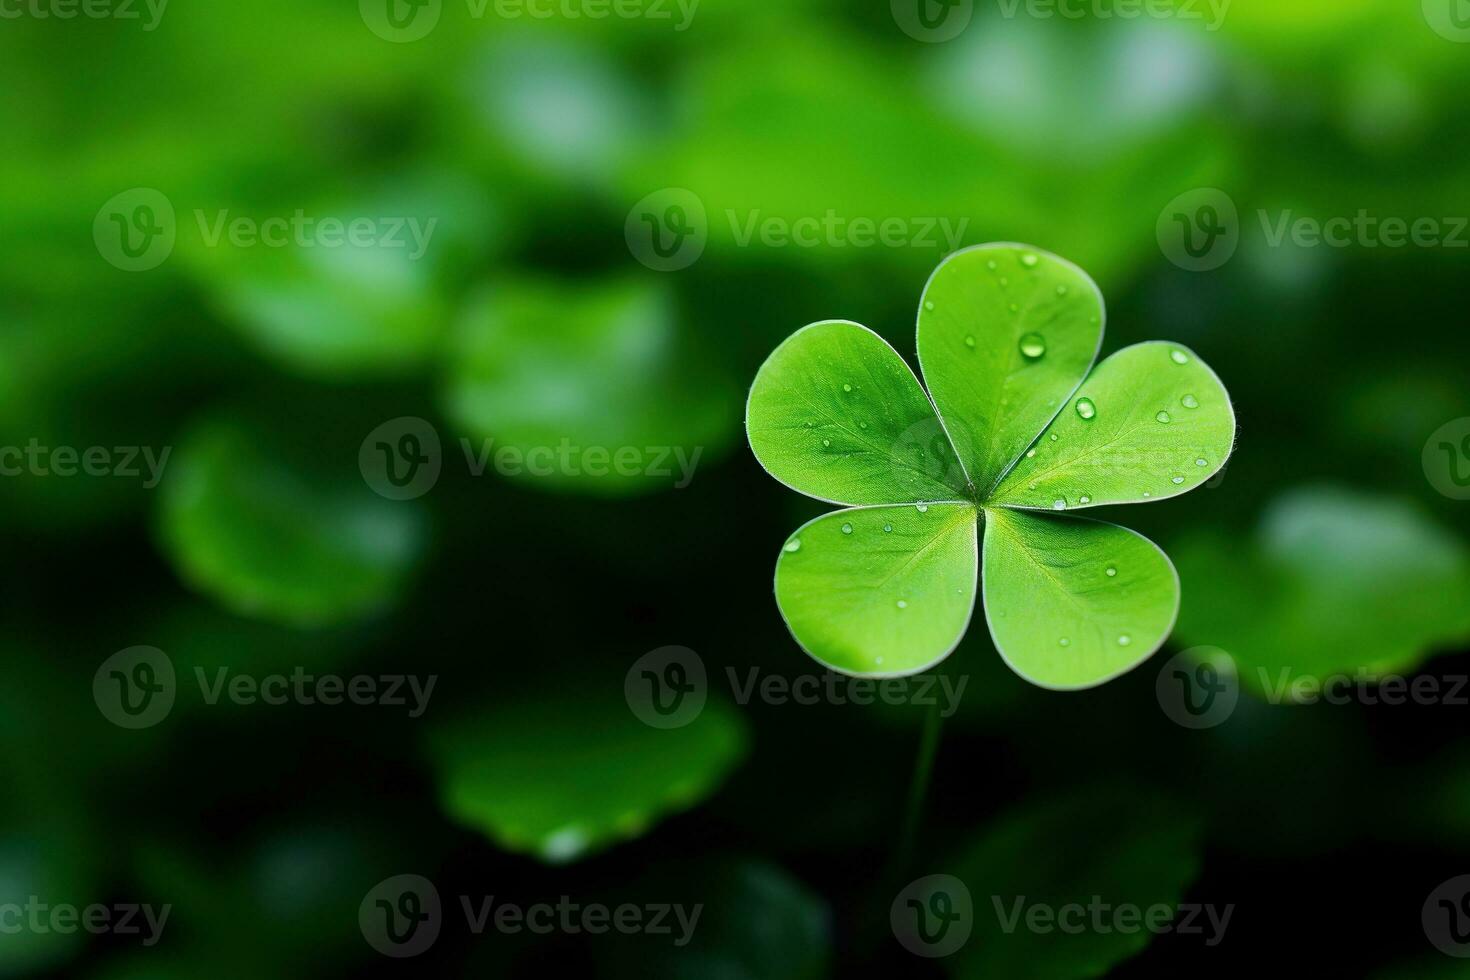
xmin=748 ymin=245 xmax=1235 ymax=687
xmin=430 ymin=687 xmax=747 ymax=864
xmin=1174 ymin=486 xmax=1470 ymax=692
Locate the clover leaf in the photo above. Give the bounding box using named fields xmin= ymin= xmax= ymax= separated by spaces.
xmin=747 ymin=244 xmax=1235 ymax=689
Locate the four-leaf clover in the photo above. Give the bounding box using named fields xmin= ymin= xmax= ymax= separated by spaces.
xmin=746 ymin=244 xmax=1236 ymax=689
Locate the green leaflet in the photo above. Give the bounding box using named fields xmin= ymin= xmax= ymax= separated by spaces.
xmin=982 ymin=508 xmax=1179 ymax=690
xmin=775 ymin=503 xmax=979 ymax=676
xmin=748 ymin=320 xmax=969 ymax=505
xmin=917 ymin=244 xmax=1103 ymax=495
xmin=991 ymin=342 xmax=1235 ymax=510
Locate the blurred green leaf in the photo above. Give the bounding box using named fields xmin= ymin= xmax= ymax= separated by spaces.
xmin=157 ymin=411 xmax=428 ymax=626
xmin=1173 ymin=486 xmax=1470 ymax=691
xmin=443 ymin=275 xmax=736 ymax=496
xmin=947 ymin=787 xmax=1202 ymax=980
xmin=431 ymin=687 xmax=747 ymax=864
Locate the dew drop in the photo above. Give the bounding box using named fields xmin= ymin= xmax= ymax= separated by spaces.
xmin=842 ymin=383 xmax=853 ymax=393
xmin=858 ymin=421 xmax=869 ymax=429
xmin=1195 ymin=457 xmax=1208 ymax=467
xmin=924 ymin=300 xmax=935 ymax=312
xmin=875 ymin=656 xmax=884 ymax=665
xmin=1117 ymin=634 xmax=1132 ymax=646
xmin=1171 ymin=475 xmax=1186 ymax=485
xmin=1170 ymin=349 xmax=1189 ymax=365
xmin=883 ymin=523 xmax=893 ymax=533
xmin=1181 ymin=393 xmax=1199 ymax=409
xmin=986 ymin=259 xmax=998 ymax=271
xmin=916 ymin=503 xmax=929 ymax=513
xmin=1049 ymin=433 xmax=1059 ymax=441
xmin=1026 ymin=449 xmax=1037 ymax=459
xmin=1056 ymin=285 xmax=1068 ymax=296
xmin=1020 ymin=253 xmax=1039 ymax=268
xmin=1019 ymin=333 xmax=1046 ymax=360
xmin=896 ymin=599 xmax=908 ymax=609
xmin=1052 ymin=498 xmax=1066 ymax=511
xmin=841 ymin=522 xmax=853 ymax=535
xmin=1075 ymin=397 xmax=1097 ymax=420
xmin=784 ymin=539 xmax=802 ymax=553
xmin=822 ymin=438 xmax=832 ymax=448
xmin=1078 ymin=494 xmax=1091 ymax=504
xmin=964 ymin=334 xmax=976 ymax=348
xmin=1155 ymin=411 xmax=1172 ymax=424
xmin=1141 ymin=491 xmax=1151 ymax=498
xmin=1027 ymin=482 xmax=1037 ymax=490
xmin=1106 ymin=566 xmax=1117 ymax=577
xmin=1059 ymin=637 xmax=1071 ymax=647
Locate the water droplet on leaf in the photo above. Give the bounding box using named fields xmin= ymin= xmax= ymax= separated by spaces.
xmin=841 ymin=522 xmax=853 ymax=535
xmin=1156 ymin=411 xmax=1172 ymax=424
xmin=784 ymin=539 xmax=801 ymax=553
xmin=1020 ymin=253 xmax=1039 ymax=268
xmin=1019 ymin=333 xmax=1046 ymax=360
xmin=1075 ymin=397 xmax=1097 ymax=420
xmin=1170 ymin=349 xmax=1189 ymax=365
xmin=1181 ymin=394 xmax=1199 ymax=409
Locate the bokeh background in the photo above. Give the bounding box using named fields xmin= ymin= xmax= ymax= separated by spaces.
xmin=4 ymin=0 xmax=1470 ymax=975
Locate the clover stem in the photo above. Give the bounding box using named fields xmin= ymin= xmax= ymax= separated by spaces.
xmin=892 ymin=696 xmax=943 ymax=877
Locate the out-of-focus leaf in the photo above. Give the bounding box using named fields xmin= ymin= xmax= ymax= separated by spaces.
xmin=157 ymin=412 xmax=428 ymax=627
xmin=598 ymin=857 xmax=831 ymax=980
xmin=1173 ymin=486 xmax=1470 ymax=692
xmin=443 ymin=276 xmax=737 ymax=496
xmin=430 ymin=687 xmax=747 ymax=864
xmin=946 ymin=787 xmax=1201 ymax=980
